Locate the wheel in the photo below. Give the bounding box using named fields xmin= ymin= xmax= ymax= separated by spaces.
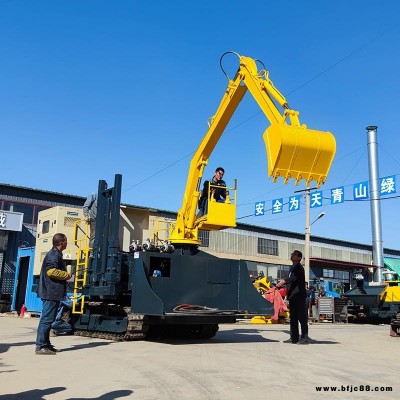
xmin=196 ymin=324 xmax=219 ymax=339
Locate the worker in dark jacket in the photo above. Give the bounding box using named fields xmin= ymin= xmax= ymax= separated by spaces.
xmin=35 ymin=233 xmax=71 ymax=355
xmin=276 ymin=250 xmax=309 ymax=344
xmin=198 ymin=167 xmax=228 ymax=216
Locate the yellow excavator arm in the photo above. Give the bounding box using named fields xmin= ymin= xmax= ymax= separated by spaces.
xmin=169 ymin=52 xmax=336 ymax=246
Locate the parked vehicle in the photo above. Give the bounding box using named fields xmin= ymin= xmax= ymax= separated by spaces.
xmin=309 ymin=278 xmax=346 ymax=298
xmin=345 ymin=269 xmax=400 ymax=322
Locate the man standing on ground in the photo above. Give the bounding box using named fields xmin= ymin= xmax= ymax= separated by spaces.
xmin=35 ymin=233 xmax=71 ymax=355
xmin=276 ymin=250 xmax=309 ymax=344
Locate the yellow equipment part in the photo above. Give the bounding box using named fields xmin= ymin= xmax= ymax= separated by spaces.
xmin=264 ymin=123 xmax=336 ymax=188
xmin=251 ymin=276 xmax=289 ymax=323
xmin=250 ymin=313 xmax=289 ymax=324
xmin=380 ymin=282 xmax=400 ymax=303
xmin=253 ymin=276 xmax=271 ymax=294
xmin=199 ymin=199 xmax=236 ymax=231
xmin=169 ymin=52 xmax=336 ymax=246
xmin=196 ymin=181 xmax=237 ymax=231
xmin=251 ymin=316 xmax=273 ymax=324
xmin=71 ymin=219 xmax=90 ymax=315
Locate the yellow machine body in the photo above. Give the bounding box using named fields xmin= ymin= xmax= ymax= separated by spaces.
xmin=380 ymin=281 xmax=400 ymax=303
xmin=169 ymin=53 xmax=336 ymax=246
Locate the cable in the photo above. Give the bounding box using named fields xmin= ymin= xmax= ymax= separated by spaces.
xmin=339 ymin=148 xmax=367 ymax=185
xmin=122 ymin=151 xmax=194 ymax=193
xmin=379 ymin=144 xmax=400 ymax=168
xmin=286 ymin=26 xmax=395 ymax=96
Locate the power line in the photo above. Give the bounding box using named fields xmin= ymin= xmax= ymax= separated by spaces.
xmin=285 ymin=26 xmax=396 ymax=96
xmin=122 ymin=152 xmax=194 ymax=193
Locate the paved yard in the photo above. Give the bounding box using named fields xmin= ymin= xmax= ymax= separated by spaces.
xmin=0 ymin=315 xmax=397 ymax=400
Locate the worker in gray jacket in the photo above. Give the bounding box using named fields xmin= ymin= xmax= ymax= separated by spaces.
xmin=82 ymin=192 xmax=97 ymax=249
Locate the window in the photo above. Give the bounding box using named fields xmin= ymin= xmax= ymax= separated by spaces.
xmin=1 ymin=201 xmax=11 ymax=211
xmin=33 ymin=206 xmax=49 ymax=225
xmin=2 ymin=201 xmax=49 ymax=225
xmin=257 ymin=238 xmax=278 ymax=256
xmin=277 ymin=265 xmax=290 ymax=279
xmin=7 ymin=203 xmax=34 ymax=224
xmin=0 ymin=201 xmax=50 ymax=226
xmin=323 ymin=269 xmax=334 ymax=278
xmin=322 ymin=269 xmax=350 ymax=282
xmin=198 ymin=230 xmax=210 ymax=247
xmin=42 ymin=220 xmax=50 ymax=234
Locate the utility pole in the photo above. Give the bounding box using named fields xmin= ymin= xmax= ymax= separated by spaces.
xmin=301 ymin=188 xmax=326 ymax=282
xmin=304 ymin=188 xmax=311 ymax=282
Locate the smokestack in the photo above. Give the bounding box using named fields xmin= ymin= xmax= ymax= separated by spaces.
xmin=366 ymin=125 xmax=384 ymax=283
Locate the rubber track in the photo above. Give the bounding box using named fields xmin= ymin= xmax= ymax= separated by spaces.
xmin=73 ymin=306 xmax=148 ymax=341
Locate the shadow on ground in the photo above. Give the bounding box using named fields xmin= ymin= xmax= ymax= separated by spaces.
xmin=0 ymin=388 xmax=133 ymax=400
xmin=0 ymin=341 xmax=36 ymax=354
xmin=59 ymin=340 xmax=116 ymax=352
xmin=0 ymin=341 xmax=36 ymax=373
xmin=0 ymin=387 xmax=66 ymax=400
xmin=148 ymin=327 xmax=281 ymax=345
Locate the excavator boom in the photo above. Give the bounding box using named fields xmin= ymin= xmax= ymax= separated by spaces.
xmin=169 ymin=52 xmax=336 ymax=246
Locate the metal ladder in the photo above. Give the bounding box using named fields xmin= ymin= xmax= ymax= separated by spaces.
xmin=71 ymin=219 xmax=90 ymax=315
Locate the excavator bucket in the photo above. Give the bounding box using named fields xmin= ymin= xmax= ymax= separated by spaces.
xmin=263 ymin=123 xmax=336 ymax=187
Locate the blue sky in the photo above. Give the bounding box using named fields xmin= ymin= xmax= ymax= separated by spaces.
xmin=1 ymin=1 xmax=400 ymax=251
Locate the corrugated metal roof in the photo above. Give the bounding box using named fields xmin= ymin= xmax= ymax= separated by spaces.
xmin=384 ymin=257 xmax=400 ymax=277
xmin=0 ymin=182 xmax=84 ymax=200
xmin=310 ymin=257 xmax=377 ymax=270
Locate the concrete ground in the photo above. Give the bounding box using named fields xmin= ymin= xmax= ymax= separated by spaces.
xmin=0 ymin=315 xmax=398 ymax=400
